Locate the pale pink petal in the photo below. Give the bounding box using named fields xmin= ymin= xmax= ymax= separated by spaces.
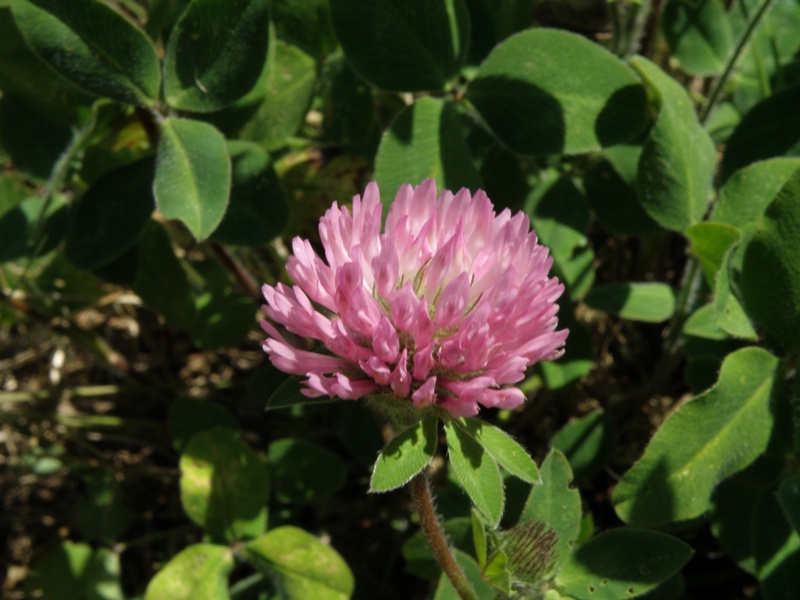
xmin=412 ymin=376 xmax=437 ymax=408
xmin=371 ymin=317 xmax=400 ymax=364
xmin=260 ymin=178 xmax=567 ymax=417
xmin=390 ymin=349 xmax=411 ymax=397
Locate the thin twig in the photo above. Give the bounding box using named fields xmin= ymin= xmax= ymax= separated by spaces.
xmin=701 ymin=0 xmax=778 ymax=124
xmin=210 ymin=243 xmax=264 ymax=303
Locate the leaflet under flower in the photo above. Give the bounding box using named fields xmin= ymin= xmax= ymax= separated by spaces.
xmin=261 ymin=180 xmax=567 ymax=417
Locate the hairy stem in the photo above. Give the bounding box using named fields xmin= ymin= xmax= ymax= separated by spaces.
xmin=409 ymin=472 xmax=477 ymax=600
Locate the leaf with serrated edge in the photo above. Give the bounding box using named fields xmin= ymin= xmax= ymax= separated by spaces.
xmin=458 ymin=418 xmax=540 ymax=484
xmin=370 ymin=417 xmax=437 ymax=493
xmin=445 ymin=419 xmax=504 ymax=527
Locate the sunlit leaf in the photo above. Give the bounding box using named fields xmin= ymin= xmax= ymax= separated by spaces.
xmin=468 ymin=29 xmax=647 ymax=156
xmin=613 ymin=347 xmax=779 ymax=526
xmin=633 ymin=57 xmax=715 ymax=232
xmin=154 ymin=118 xmax=231 ymax=241
xmin=370 ymin=417 xmax=438 ymax=493
xmin=180 ymin=427 xmax=269 ymax=542
xmin=374 ymin=97 xmax=480 ymax=207
xmin=555 ymin=529 xmax=693 ymax=600
xmin=243 ymin=526 xmax=354 ymax=600
xmin=144 ymin=544 xmax=233 ymax=600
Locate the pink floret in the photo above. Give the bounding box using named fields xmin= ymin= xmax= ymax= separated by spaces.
xmin=261 ymin=180 xmax=568 ymax=417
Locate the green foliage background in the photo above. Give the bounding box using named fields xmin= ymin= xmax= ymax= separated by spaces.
xmin=1 ymin=0 xmax=800 ymax=599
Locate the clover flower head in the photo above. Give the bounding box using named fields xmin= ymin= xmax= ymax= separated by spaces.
xmin=261 ymin=180 xmax=568 ymax=417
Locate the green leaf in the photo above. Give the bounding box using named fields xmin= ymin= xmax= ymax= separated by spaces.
xmin=711 ymin=456 xmax=784 ymax=575
xmin=740 ymin=166 xmax=800 ymax=353
xmin=458 ymin=418 xmax=540 ymax=484
xmin=65 ymin=158 xmax=154 ymax=270
xmin=240 ymin=39 xmax=316 ymax=151
xmin=272 ymin=0 xmax=336 ymax=59
xmin=72 ymin=470 xmax=132 ymax=545
xmin=180 ymin=427 xmax=269 ymax=542
xmin=584 ymin=156 xmax=660 ymax=236
xmin=471 ymin=508 xmax=487 ymax=569
xmin=11 ymin=0 xmax=159 ymax=105
xmin=555 ymin=529 xmax=693 ymax=600
xmin=155 ymin=117 xmax=231 ymax=241
xmin=163 ymin=0 xmax=270 ymax=112
xmin=322 ymin=55 xmax=379 ymax=156
xmin=683 ymin=303 xmax=737 ymax=342
xmin=524 ymin=172 xmax=589 ymax=266
xmin=144 ymin=544 xmax=233 ymax=600
xmin=778 ymin=475 xmax=800 ymax=536
xmin=187 ymin=256 xmax=258 ymax=348
xmin=754 ymin=483 xmax=800 ymax=600
xmin=613 ymin=346 xmax=779 ymax=527
xmin=243 ymin=526 xmax=354 ymax=600
xmin=721 ymin=84 xmax=800 ymax=182
xmin=560 ymin=247 xmax=596 ymax=301
xmin=467 ymin=28 xmax=647 ymax=156
xmin=550 ymin=410 xmax=615 ymax=480
xmin=132 ymin=221 xmax=195 ymax=329
xmin=268 ymin=438 xmax=346 ymax=504
xmin=23 ymin=543 xmax=124 ymax=600
xmin=370 ymin=417 xmax=438 ymax=492
xmin=167 ymin=398 xmax=238 ymax=453
xmin=461 ymin=0 xmax=533 ymax=66
xmin=0 ymin=172 xmax=27 ymax=219
xmin=0 ymin=8 xmax=93 ymax=126
xmin=329 ymin=0 xmax=470 ymax=92
xmin=584 ymin=282 xmax=676 ymax=322
xmin=662 ymin=0 xmax=733 ymax=76
xmin=374 ymin=97 xmax=480 ymax=205
xmin=0 ymin=193 xmax=68 ymax=263
xmin=210 ymin=141 xmax=288 ymax=245
xmin=445 ymin=418 xmax=504 ymax=526
xmin=727 ymin=0 xmax=800 ymax=114
xmin=632 ymin=57 xmax=716 ymax=232
xmin=482 ymin=550 xmax=511 ymax=594
xmin=0 ymin=93 xmax=72 ymax=180
xmin=714 ymin=157 xmax=800 ymax=267
xmin=686 ymin=221 xmax=741 ymax=287
xmin=84 ymin=547 xmax=124 ymax=600
xmin=23 ymin=540 xmax=93 ymax=600
xmin=713 ymin=241 xmax=758 ymax=340
xmin=191 ymin=289 xmax=255 ymax=350
xmin=265 ymin=375 xmax=336 ymax=410
xmin=433 ymin=550 xmax=497 ymax=600
xmin=518 ymin=449 xmax=581 ymax=578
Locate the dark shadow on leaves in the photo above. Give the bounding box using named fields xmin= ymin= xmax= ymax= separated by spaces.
xmin=468 ymin=75 xmax=565 ymax=156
